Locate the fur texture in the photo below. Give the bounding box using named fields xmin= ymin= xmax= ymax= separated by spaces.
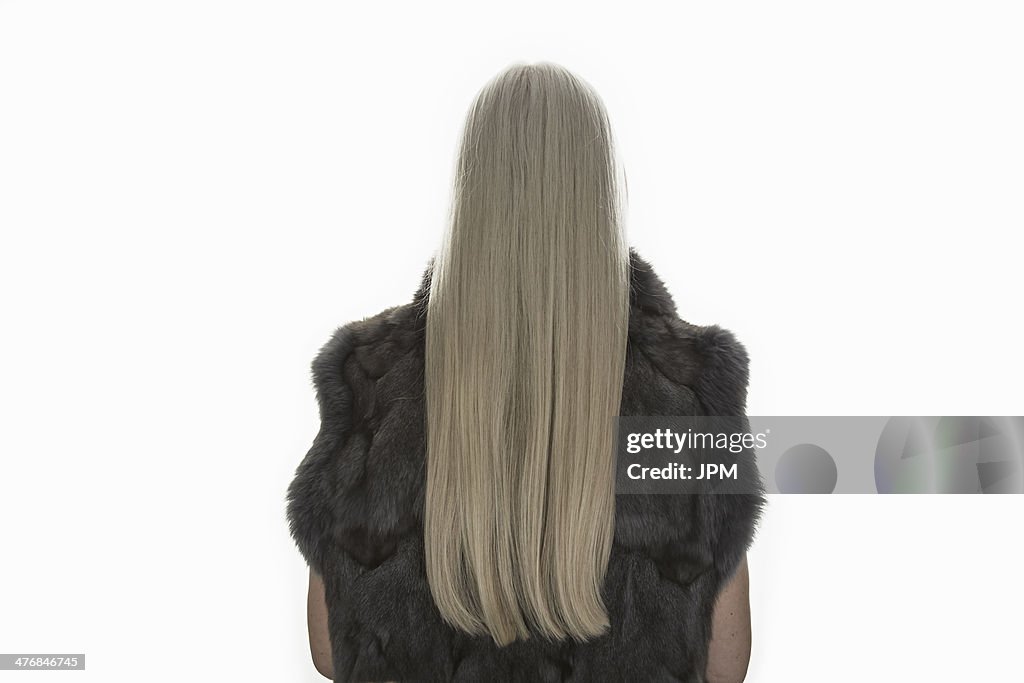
xmin=286 ymin=249 xmax=766 ymax=682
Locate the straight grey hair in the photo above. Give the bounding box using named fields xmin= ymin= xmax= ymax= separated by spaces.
xmin=424 ymin=62 xmax=629 ymax=646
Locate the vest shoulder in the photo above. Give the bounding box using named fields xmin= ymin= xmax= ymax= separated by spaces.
xmin=627 ymin=251 xmax=750 ymax=414
xmin=629 ymin=305 xmax=751 ymax=416
xmin=309 ymin=302 xmax=424 ymax=419
xmin=291 ymin=303 xmax=426 ymax=571
xmin=622 ymin=309 xmax=763 ymax=590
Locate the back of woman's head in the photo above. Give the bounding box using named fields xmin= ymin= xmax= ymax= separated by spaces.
xmin=424 ymin=61 xmax=629 ymax=646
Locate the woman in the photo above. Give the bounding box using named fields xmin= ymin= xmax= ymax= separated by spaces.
xmin=287 ymin=62 xmax=765 ymax=682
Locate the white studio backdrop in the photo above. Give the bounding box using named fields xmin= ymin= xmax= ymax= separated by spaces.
xmin=0 ymin=1 xmax=1021 ymax=681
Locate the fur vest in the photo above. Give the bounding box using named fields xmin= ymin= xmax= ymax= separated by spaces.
xmin=287 ymin=249 xmax=765 ymax=682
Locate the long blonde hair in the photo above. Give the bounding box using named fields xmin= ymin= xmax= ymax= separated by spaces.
xmin=424 ymin=62 xmax=629 ymax=646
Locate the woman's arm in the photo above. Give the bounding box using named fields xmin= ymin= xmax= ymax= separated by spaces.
xmin=308 ymin=568 xmax=334 ymax=679
xmin=704 ymin=554 xmax=752 ymax=683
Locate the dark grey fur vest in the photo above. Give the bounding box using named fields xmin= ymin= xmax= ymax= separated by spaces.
xmin=287 ymin=250 xmax=765 ymax=682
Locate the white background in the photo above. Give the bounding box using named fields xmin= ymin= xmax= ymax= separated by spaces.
xmin=1 ymin=1 xmax=1022 ymax=681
